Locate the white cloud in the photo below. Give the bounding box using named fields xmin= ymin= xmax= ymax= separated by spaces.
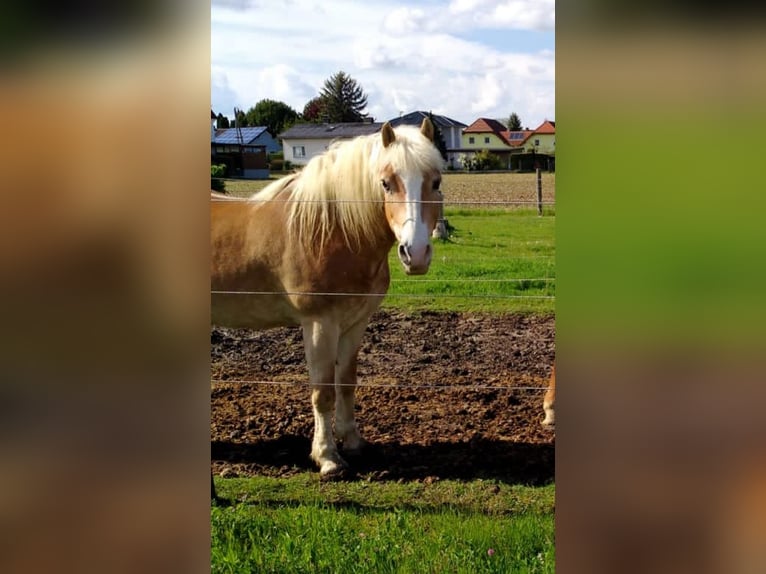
xmin=211 ymin=1 xmax=555 ymax=126
xmin=211 ymin=0 xmax=260 ymax=11
xmin=382 ymin=7 xmax=430 ymax=36
xmin=448 ymin=0 xmax=555 ymax=31
xmin=211 ymin=67 xmax=238 ymax=116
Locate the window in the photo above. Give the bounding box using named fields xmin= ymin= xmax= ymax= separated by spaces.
xmin=293 ymin=146 xmax=306 ymax=158
xmin=534 ymin=139 xmax=540 ymax=146
xmin=468 ymin=136 xmax=475 ymax=144
xmin=484 ymin=136 xmax=490 ymax=144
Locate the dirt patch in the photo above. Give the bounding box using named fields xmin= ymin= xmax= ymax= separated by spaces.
xmin=212 ymin=310 xmax=555 ymax=484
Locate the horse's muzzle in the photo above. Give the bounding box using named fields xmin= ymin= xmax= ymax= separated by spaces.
xmin=398 ymin=242 xmax=432 ymax=275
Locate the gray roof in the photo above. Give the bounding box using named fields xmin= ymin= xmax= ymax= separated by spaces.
xmin=213 ymin=126 xmax=270 ymax=144
xmin=387 ymin=111 xmax=467 ymax=129
xmin=279 ymin=122 xmax=382 ymax=140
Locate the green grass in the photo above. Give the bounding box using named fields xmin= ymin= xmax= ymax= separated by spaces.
xmin=386 ymin=209 xmax=555 ymax=314
xmin=212 ymin=476 xmax=555 ymax=574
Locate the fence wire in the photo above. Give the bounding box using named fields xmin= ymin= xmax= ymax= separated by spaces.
xmin=211 ymin=379 xmax=551 ymax=392
xmin=211 ymin=190 xmax=555 ymax=393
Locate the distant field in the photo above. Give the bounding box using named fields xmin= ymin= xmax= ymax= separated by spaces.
xmin=217 ymin=171 xmax=556 ymax=208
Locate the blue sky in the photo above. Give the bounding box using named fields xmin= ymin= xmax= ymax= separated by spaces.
xmin=211 ymin=0 xmax=554 ymax=128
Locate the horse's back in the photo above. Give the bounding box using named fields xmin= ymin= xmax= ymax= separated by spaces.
xmin=211 ymin=199 xmax=300 ymax=329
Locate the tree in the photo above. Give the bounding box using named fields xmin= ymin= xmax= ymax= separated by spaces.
xmin=427 ymin=111 xmax=448 ymax=161
xmin=319 ymin=71 xmax=369 ymax=123
xmin=216 ymin=113 xmax=230 ymax=129
xmin=244 ymin=99 xmax=299 ymax=137
xmin=507 ymin=112 xmax=522 ymax=131
xmin=233 ymin=108 xmax=247 ymax=127
xmin=302 ymin=96 xmax=327 ymax=123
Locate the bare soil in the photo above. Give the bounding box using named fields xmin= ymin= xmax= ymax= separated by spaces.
xmin=211 ymin=310 xmax=555 ymax=484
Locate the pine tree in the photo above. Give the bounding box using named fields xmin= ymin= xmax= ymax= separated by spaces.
xmin=507 ymin=112 xmax=522 ymax=131
xmin=427 ymin=112 xmax=448 ymax=161
xmin=319 ymin=71 xmax=369 ymax=123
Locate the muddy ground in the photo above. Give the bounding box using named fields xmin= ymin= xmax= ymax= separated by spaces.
xmin=211 ymin=310 xmax=555 ymax=484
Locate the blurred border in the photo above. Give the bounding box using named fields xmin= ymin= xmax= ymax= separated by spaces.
xmin=0 ymin=2 xmax=211 ymax=573
xmin=558 ymin=5 xmax=766 ymax=574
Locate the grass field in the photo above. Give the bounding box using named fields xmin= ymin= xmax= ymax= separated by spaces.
xmin=387 ymin=208 xmax=554 ymax=314
xmin=212 ymin=476 xmax=555 ymax=574
xmin=212 ymin=171 xmax=555 ymax=572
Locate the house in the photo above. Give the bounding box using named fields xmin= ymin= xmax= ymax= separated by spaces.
xmin=528 ymin=120 xmax=555 ymax=155
xmin=278 ymin=122 xmax=383 ymax=166
xmin=386 ymin=111 xmax=467 ymax=170
xmin=211 ymin=124 xmax=280 ymax=179
xmin=460 ymin=118 xmax=555 ymax=172
xmin=508 ymin=120 xmax=555 ymax=171
xmin=460 ymin=118 xmax=517 ymax=169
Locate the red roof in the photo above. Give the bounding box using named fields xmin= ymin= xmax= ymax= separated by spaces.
xmin=463 ymin=117 xmax=514 ymax=145
xmin=463 ymin=117 xmax=555 ymax=147
xmin=534 ymin=120 xmax=555 ymax=134
xmin=503 ymin=130 xmax=535 ymax=147
xmin=463 ymin=117 xmax=508 ymax=134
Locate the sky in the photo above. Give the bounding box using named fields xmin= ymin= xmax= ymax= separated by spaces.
xmin=211 ymin=0 xmax=554 ymax=129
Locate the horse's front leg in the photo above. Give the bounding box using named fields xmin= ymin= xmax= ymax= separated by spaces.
xmin=335 ymin=318 xmax=370 ymax=455
xmin=302 ymin=318 xmax=348 ymax=479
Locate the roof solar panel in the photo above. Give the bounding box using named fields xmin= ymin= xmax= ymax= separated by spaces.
xmin=212 ymin=126 xmax=267 ymax=144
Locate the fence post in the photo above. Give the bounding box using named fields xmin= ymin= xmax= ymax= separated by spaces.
xmin=536 ymin=167 xmax=543 ymax=215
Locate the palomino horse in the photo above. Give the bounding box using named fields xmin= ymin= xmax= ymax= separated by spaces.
xmin=211 ymin=118 xmax=444 ymax=479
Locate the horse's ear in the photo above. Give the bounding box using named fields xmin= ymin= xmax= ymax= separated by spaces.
xmin=420 ymin=117 xmax=434 ymax=142
xmin=381 ymin=122 xmax=396 ymax=148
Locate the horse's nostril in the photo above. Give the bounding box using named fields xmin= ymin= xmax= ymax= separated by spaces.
xmin=398 ymin=244 xmax=411 ymax=264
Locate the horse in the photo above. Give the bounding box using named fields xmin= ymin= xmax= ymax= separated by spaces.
xmin=211 ymin=118 xmax=444 ymax=480
xmin=542 ymin=364 xmax=555 ymax=428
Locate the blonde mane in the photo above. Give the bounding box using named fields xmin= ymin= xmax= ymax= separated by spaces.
xmin=252 ymin=125 xmax=444 ymax=253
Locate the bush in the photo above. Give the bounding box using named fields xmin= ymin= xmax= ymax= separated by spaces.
xmin=211 ymin=163 xmax=226 ymax=192
xmin=463 ymin=149 xmax=503 ymax=171
xmin=270 ymin=159 xmax=284 ymax=171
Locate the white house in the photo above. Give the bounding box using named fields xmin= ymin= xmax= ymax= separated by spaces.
xmin=278 ymin=122 xmax=382 ymax=166
xmin=387 ymin=111 xmax=467 ymax=169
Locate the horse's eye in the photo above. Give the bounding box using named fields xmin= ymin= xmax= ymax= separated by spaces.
xmin=432 ymin=178 xmax=441 ymax=191
xmin=381 ymin=179 xmax=391 ymax=192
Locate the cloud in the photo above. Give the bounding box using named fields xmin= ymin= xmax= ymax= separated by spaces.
xmin=448 ymin=0 xmax=555 ymax=31
xmin=211 ymin=67 xmax=238 ymax=116
xmin=211 ymin=0 xmax=259 ymax=11
xmin=211 ymin=1 xmax=555 ymax=126
xmin=382 ymin=7 xmax=431 ymax=36
xmin=255 ymin=65 xmax=316 ymax=106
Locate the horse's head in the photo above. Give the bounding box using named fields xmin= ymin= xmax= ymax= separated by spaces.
xmin=378 ymin=118 xmax=444 ymax=275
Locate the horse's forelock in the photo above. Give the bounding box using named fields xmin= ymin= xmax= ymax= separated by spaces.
xmin=376 ymin=125 xmax=445 ymax=176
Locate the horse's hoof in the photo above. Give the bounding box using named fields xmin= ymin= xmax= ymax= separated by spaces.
xmin=319 ymin=462 xmax=355 ymax=482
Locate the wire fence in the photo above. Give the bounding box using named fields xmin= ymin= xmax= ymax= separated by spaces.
xmin=211 ymin=196 xmax=555 ymax=207
xmin=211 ymin=379 xmax=551 ymax=392
xmin=211 ymin=187 xmax=555 ymax=394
